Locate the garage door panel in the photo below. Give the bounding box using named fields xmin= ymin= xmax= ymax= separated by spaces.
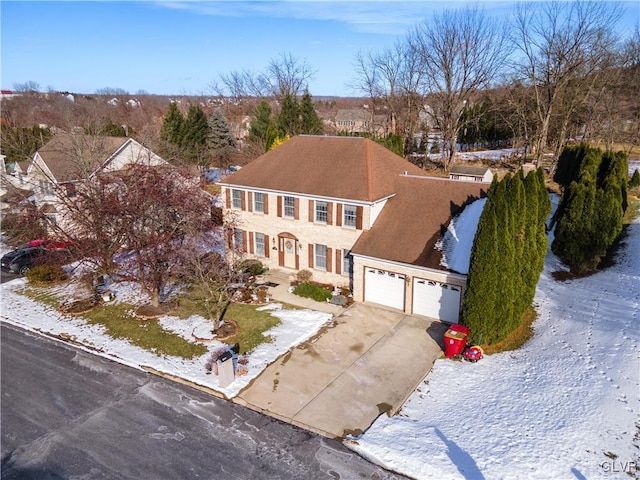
xmin=413 ymin=279 xmax=461 ymax=323
xmin=364 ymin=268 xmax=405 ymax=310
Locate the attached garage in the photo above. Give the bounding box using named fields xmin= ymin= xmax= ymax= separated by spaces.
xmin=364 ymin=268 xmax=406 ymax=310
xmin=413 ymin=278 xmax=461 ymax=323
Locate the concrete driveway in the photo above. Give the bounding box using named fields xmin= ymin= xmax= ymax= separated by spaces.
xmin=235 ymin=302 xmax=447 ymax=439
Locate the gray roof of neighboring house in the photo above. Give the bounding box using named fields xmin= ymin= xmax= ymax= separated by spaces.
xmin=34 ymin=133 xmax=130 ymax=182
xmin=449 ymin=166 xmax=491 ymax=177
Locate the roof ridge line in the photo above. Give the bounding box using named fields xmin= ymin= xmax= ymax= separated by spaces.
xmin=365 ymin=139 xmax=374 ymax=201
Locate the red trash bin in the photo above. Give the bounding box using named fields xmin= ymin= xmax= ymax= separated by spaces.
xmin=444 ymin=324 xmax=470 ymax=358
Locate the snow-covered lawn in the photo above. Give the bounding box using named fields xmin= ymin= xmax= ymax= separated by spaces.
xmin=349 ymin=216 xmax=640 ymax=479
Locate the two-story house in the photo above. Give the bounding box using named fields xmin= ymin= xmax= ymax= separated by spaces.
xmin=220 ymin=135 xmax=488 ymax=323
xmin=26 ymin=133 xmax=167 ymax=230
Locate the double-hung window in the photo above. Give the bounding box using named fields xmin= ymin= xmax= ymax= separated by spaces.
xmin=254 ymin=192 xmax=264 ymax=213
xmin=255 ymin=232 xmax=266 ymax=257
xmin=315 ymin=244 xmax=327 ymax=270
xmin=343 ymin=204 xmax=357 ymax=228
xmin=232 ymin=189 xmax=242 ymax=209
xmin=315 ymin=201 xmax=328 ymax=223
xmin=283 ymin=196 xmax=295 ymax=218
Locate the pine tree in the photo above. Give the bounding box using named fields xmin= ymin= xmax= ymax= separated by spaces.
xmin=207 ymin=109 xmax=236 ymax=152
xmin=249 ymin=100 xmax=274 ymax=142
xmin=299 ymin=90 xmax=323 ymax=135
xmin=276 ymin=94 xmax=300 ymax=137
xmin=181 ymin=105 xmax=210 ymax=165
xmin=160 ymin=102 xmax=184 ymax=144
xmin=630 ymin=169 xmax=640 ymax=188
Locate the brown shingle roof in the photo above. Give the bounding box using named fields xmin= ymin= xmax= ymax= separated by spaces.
xmin=220 ymin=135 xmax=427 ymax=202
xmin=351 ymin=176 xmax=488 ymax=269
xmin=35 ymin=133 xmax=130 ymax=182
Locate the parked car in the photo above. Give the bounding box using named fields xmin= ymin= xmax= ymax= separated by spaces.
xmin=22 ymin=239 xmax=73 ymax=250
xmin=1 ymin=246 xmax=71 ymax=275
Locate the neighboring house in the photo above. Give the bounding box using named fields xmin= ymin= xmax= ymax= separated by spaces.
xmin=219 ymin=135 xmax=489 ymax=323
xmin=26 ymin=133 xmax=167 ymax=229
xmin=334 ymin=108 xmax=386 ymax=136
xmin=0 ymin=154 xmax=32 ymax=210
xmin=448 ymin=166 xmax=493 ymax=183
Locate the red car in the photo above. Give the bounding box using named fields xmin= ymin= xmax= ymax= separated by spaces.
xmin=23 ymin=239 xmax=73 ymax=250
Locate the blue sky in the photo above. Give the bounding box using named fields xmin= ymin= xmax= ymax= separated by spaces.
xmin=2 ymin=1 xmax=638 ymax=97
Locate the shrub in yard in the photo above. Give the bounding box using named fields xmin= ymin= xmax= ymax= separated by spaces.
xmin=296 ymin=269 xmax=312 ymax=283
xmin=26 ymin=264 xmax=67 ymax=283
xmin=293 ymin=282 xmax=332 ymax=302
xmin=630 ymin=169 xmax=640 ymax=188
xmin=238 ymin=259 xmax=264 ymax=276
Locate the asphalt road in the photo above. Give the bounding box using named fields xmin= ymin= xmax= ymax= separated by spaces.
xmin=1 ymin=323 xmax=406 ymax=480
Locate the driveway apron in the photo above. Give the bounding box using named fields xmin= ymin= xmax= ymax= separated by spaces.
xmin=235 ymin=303 xmax=447 ymax=439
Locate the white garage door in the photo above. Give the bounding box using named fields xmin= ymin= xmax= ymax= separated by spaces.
xmin=413 ymin=279 xmax=461 ymax=323
xmin=364 ymin=268 xmax=406 ymax=310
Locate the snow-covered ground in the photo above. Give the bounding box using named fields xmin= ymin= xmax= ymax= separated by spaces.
xmin=350 ymin=215 xmax=640 ymax=479
xmin=1 ymin=206 xmax=638 ymax=479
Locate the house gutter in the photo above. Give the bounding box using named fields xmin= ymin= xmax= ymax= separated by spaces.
xmin=350 ymin=252 xmax=468 ymax=282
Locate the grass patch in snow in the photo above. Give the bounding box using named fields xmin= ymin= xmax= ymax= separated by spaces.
xmin=225 ymin=303 xmax=281 ymax=354
xmin=18 ymin=286 xmax=207 ymax=359
xmin=482 ymin=308 xmax=536 ymax=355
xmin=18 ymin=286 xmax=65 ymax=309
xmin=174 ymin=296 xmax=281 ymax=354
xmin=84 ymin=302 xmax=207 ymax=359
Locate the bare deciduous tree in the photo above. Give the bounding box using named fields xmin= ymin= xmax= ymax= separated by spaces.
xmin=216 ymin=52 xmax=316 ymax=100
xmin=511 ymin=1 xmax=622 ymax=165
xmin=63 ymin=164 xmax=213 ymax=307
xmin=408 ymin=6 xmax=509 ymax=169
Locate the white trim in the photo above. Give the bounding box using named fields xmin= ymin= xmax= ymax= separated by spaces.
xmin=351 ymin=252 xmax=467 ymax=282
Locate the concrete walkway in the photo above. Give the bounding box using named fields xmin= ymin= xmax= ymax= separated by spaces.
xmin=236 ymin=278 xmax=448 ymax=438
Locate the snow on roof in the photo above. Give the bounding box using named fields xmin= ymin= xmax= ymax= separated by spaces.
xmin=436 ymin=197 xmax=487 ymax=274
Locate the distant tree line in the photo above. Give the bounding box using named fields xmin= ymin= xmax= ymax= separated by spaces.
xmin=552 ymin=144 xmax=628 ymax=274
xmin=463 ymin=169 xmax=550 ymax=345
xmin=160 ymin=103 xmax=236 ymax=167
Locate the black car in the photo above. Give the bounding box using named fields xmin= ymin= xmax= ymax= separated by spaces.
xmin=1 ymin=247 xmax=70 ymax=275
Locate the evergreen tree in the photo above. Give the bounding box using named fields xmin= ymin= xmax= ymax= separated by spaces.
xmin=552 ymin=146 xmax=628 ymax=274
xmin=463 ymin=169 xmax=550 ymax=345
xmin=630 ymin=169 xmax=640 ymax=188
xmin=181 ymin=105 xmax=210 ymax=165
xmin=463 ymin=177 xmax=503 ymax=342
xmin=299 ymin=90 xmax=323 ymax=135
xmin=207 ymin=109 xmax=236 ymax=152
xmin=160 ymin=102 xmax=184 ymax=144
xmin=276 ymin=94 xmax=300 ymax=137
xmin=249 ymin=100 xmax=274 ymax=142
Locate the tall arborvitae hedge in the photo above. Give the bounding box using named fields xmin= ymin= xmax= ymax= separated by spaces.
xmin=462 ymin=168 xmax=550 ymax=345
xmin=552 ymin=145 xmax=628 ymax=274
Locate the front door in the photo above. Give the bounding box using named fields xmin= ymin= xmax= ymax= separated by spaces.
xmin=279 ymin=236 xmax=299 ymax=270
